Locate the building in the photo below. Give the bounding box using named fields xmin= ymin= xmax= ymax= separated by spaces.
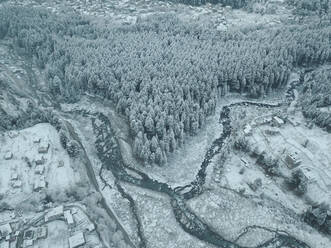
xmin=0 ymin=224 xmax=12 ymax=237
xmin=243 ymin=124 xmax=252 ymax=136
xmin=285 ymin=151 xmax=302 ymax=169
xmin=240 ymin=158 xmax=249 ymax=167
xmin=23 ymin=230 xmax=34 ymax=240
xmin=12 ymin=180 xmax=22 ymax=188
xmin=58 ymin=160 xmax=64 ymax=167
xmin=64 ymin=210 xmax=75 ymax=227
xmin=34 ymin=177 xmax=46 ymax=192
xmin=264 ymin=128 xmax=280 ymax=135
xmin=301 ymin=139 xmax=309 ymax=148
xmin=69 ymin=232 xmax=85 ymax=248
xmin=8 ymin=131 xmax=19 ymax=139
xmin=38 ymin=143 xmax=50 ymax=154
xmin=255 ymin=116 xmax=272 ymax=126
xmin=11 ymin=172 xmax=18 ymax=181
xmin=45 ymin=205 xmax=64 ymax=222
xmin=35 ymin=157 xmax=46 ymax=165
xmin=272 ymin=116 xmax=284 ymax=127
xmin=35 ymin=227 xmax=47 ymax=240
xmin=35 ymin=164 xmax=45 ymax=175
xmin=85 ymin=223 xmax=95 ymax=232
xmin=33 ymin=137 xmax=41 ymax=144
xmin=287 ymin=117 xmax=300 ymax=127
xmin=22 ymin=239 xmax=33 ymax=248
xmin=4 ymin=152 xmax=13 ymax=160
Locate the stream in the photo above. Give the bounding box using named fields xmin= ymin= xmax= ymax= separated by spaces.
xmin=90 ymin=84 xmax=311 ymax=248
xmin=14 ymin=52 xmax=310 ymax=248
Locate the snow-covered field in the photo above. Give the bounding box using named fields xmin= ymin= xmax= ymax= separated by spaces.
xmin=188 ymin=188 xmax=331 ymax=248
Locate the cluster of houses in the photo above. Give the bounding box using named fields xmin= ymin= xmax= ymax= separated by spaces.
xmin=242 ymin=114 xmax=309 ymax=171
xmin=44 ymin=205 xmax=99 ymax=248
xmin=0 ymin=204 xmax=100 ymax=248
xmin=22 ymin=226 xmax=48 ymax=248
xmin=243 ymin=115 xmax=285 ymax=137
xmin=3 ymin=134 xmax=50 ymax=192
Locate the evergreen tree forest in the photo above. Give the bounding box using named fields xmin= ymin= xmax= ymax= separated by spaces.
xmin=286 ymin=0 xmax=330 ymax=16
xmin=301 ymin=67 xmax=331 ymax=132
xmin=0 ymin=5 xmax=330 ymax=165
xmin=165 ymin=0 xmax=248 ymax=8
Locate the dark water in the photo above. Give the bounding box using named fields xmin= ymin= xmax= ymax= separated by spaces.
xmin=92 ymin=96 xmax=311 ymax=248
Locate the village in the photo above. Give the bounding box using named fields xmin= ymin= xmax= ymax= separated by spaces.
xmin=0 ymin=124 xmax=104 ymax=248
xmin=216 ymin=98 xmax=331 ymax=215
xmin=0 ymin=203 xmax=102 ymax=248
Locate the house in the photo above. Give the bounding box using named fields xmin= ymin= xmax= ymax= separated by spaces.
xmin=22 ymin=239 xmax=33 ymax=248
xmin=225 ymin=5 xmax=232 ymax=11
xmin=23 ymin=230 xmax=34 ymax=240
xmin=285 ymin=151 xmax=302 ymax=169
xmin=261 ymin=117 xmax=272 ymax=125
xmin=12 ymin=180 xmax=22 ymax=188
xmin=35 ymin=157 xmax=46 ymax=165
xmin=0 ymin=224 xmax=12 ymax=237
xmin=272 ymin=116 xmax=284 ymax=127
xmin=11 ymin=172 xmax=18 ymax=181
xmin=64 ymin=210 xmax=75 ymax=227
xmin=58 ymin=160 xmax=64 ymax=167
xmin=240 ymin=158 xmax=249 ymax=167
xmin=0 ymin=241 xmax=9 ymax=248
xmin=85 ymin=223 xmax=95 ymax=232
xmin=33 ymin=177 xmax=46 ymax=192
xmin=255 ymin=116 xmax=272 ymax=126
xmin=243 ymin=124 xmax=252 ymax=136
xmin=4 ymin=152 xmax=13 ymax=160
xmin=45 ymin=205 xmax=64 ymax=222
xmin=33 ymin=137 xmax=41 ymax=144
xmin=35 ymin=227 xmax=47 ymax=240
xmin=264 ymin=128 xmax=280 ymax=135
xmin=69 ymin=232 xmax=85 ymax=248
xmin=38 ymin=143 xmax=50 ymax=154
xmin=287 ymin=117 xmax=300 ymax=127
xmin=301 ymin=139 xmax=309 ymax=148
xmin=8 ymin=131 xmax=19 ymax=139
xmin=35 ymin=164 xmax=45 ymax=175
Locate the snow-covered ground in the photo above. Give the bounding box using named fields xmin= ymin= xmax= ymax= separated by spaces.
xmin=188 ymin=188 xmax=331 ymax=248
xmin=122 ymin=183 xmax=215 ymax=248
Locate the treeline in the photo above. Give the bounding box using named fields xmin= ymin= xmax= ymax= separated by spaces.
xmin=301 ymin=67 xmax=331 ymax=132
xmin=166 ymin=0 xmax=248 ymax=8
xmin=286 ymin=0 xmax=330 ymax=16
xmin=303 ymin=202 xmax=331 ymax=235
xmin=0 ymin=6 xmax=330 ymax=165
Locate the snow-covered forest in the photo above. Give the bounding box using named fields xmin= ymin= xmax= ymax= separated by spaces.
xmin=301 ymin=67 xmax=331 ymax=131
xmin=0 ymin=6 xmax=330 ymax=165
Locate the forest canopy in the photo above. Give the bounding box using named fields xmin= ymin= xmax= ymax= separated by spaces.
xmin=0 ymin=5 xmax=330 ymax=165
xmin=301 ymin=67 xmax=331 ymax=132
